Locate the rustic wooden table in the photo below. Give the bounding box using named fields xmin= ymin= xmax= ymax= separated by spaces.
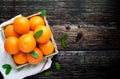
xmin=0 ymin=0 xmax=120 ymax=79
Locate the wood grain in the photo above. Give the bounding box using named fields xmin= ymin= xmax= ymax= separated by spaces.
xmin=51 ymin=25 xmax=120 ymax=51
xmin=0 ymin=0 xmax=118 ymax=26
xmin=24 ymin=51 xmax=120 ymax=79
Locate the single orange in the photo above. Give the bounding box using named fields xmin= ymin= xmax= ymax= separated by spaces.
xmin=18 ymin=34 xmax=36 ymax=53
xmin=13 ymin=52 xmax=28 ymax=65
xmin=4 ymin=36 xmax=19 ymax=54
xmin=26 ymin=48 xmax=43 ymax=64
xmin=34 ymin=25 xmax=52 ymax=43
xmin=4 ymin=25 xmax=19 ymax=38
xmin=39 ymin=40 xmax=54 ymax=56
xmin=29 ymin=16 xmax=45 ymax=30
xmin=13 ymin=16 xmax=30 ymax=34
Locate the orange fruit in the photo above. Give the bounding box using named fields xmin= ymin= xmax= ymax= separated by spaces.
xmin=27 ymin=30 xmax=34 ymax=36
xmin=39 ymin=40 xmax=54 ymax=56
xmin=26 ymin=48 xmax=43 ymax=64
xmin=13 ymin=52 xmax=27 ymax=65
xmin=4 ymin=36 xmax=19 ymax=54
xmin=4 ymin=25 xmax=19 ymax=38
xmin=34 ymin=25 xmax=52 ymax=43
xmin=18 ymin=34 xmax=36 ymax=53
xmin=29 ymin=16 xmax=45 ymax=30
xmin=13 ymin=16 xmax=30 ymax=34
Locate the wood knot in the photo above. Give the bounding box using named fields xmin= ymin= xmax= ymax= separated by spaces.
xmin=78 ymin=25 xmax=82 ymax=28
xmin=75 ymin=32 xmax=83 ymax=42
xmin=65 ymin=26 xmax=71 ymax=30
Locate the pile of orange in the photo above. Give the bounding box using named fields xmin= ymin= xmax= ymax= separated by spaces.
xmin=4 ymin=15 xmax=55 ymax=65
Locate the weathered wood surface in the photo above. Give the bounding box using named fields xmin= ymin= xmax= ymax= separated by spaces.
xmin=0 ymin=0 xmax=120 ymax=79
xmin=23 ymin=51 xmax=120 ymax=79
xmin=0 ymin=0 xmax=119 ymax=26
xmin=51 ymin=25 xmax=120 ymax=51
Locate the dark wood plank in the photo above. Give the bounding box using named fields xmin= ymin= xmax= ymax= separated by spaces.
xmin=51 ymin=25 xmax=120 ymax=51
xmin=23 ymin=51 xmax=120 ymax=79
xmin=0 ymin=0 xmax=119 ymax=26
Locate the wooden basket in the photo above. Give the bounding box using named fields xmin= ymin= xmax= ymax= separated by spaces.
xmin=1 ymin=11 xmax=58 ymax=68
